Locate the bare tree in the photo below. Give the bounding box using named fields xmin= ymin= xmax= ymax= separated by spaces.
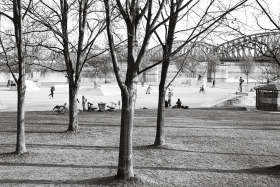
xmin=87 ymin=55 xmax=113 ymax=83
xmin=252 ymin=0 xmax=280 ymax=83
xmin=239 ymin=56 xmax=255 ymax=84
xmin=207 ymin=54 xmax=219 ymax=85
xmin=175 ymin=56 xmax=199 ymax=80
xmin=146 ymin=0 xmax=249 ymax=147
xmin=27 ymin=0 xmax=106 ymax=132
xmin=255 ymin=0 xmax=280 ymax=33
xmin=258 ymin=62 xmax=280 ymax=83
xmin=252 ymin=34 xmax=280 ymax=67
xmin=0 ymin=0 xmax=33 ymax=154
xmin=104 ymin=0 xmax=166 ymax=180
xmin=152 ymin=0 xmax=185 ymax=146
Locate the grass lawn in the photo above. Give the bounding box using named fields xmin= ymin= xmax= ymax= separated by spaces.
xmin=0 ymin=109 xmax=280 ymax=186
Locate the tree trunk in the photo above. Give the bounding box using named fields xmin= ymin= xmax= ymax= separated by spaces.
xmin=16 ymin=81 xmax=27 ymax=154
xmin=214 ymin=71 xmax=216 ymax=82
xmin=154 ymin=56 xmax=169 ymax=146
xmin=153 ymin=2 xmax=179 ymax=146
xmin=13 ymin=0 xmax=27 ymax=155
xmin=207 ymin=62 xmax=213 ymax=82
xmin=116 ymin=82 xmax=137 ymax=180
xmin=154 ymin=85 xmax=166 ymax=146
xmin=67 ymin=82 xmax=79 ymax=132
xmin=104 ymin=72 xmax=107 ymax=84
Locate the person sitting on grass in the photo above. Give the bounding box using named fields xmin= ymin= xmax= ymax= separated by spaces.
xmin=172 ymin=98 xmax=189 ymax=109
xmin=176 ymin=98 xmax=182 ymax=108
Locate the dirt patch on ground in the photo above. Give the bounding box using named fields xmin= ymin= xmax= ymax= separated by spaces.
xmin=0 ymin=109 xmax=280 ymax=186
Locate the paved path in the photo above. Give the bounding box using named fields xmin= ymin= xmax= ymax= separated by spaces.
xmin=0 ymin=82 xmax=237 ymax=111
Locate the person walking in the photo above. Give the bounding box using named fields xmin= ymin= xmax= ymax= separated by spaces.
xmin=199 ymin=85 xmax=205 ymax=94
xmin=146 ymin=84 xmax=152 ymax=94
xmin=49 ymin=86 xmax=55 ymax=98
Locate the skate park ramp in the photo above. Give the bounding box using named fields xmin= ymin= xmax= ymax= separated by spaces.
xmin=79 ymin=87 xmax=104 ymax=96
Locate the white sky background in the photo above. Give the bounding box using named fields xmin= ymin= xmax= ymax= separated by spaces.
xmin=148 ymin=0 xmax=280 ymax=47
xmin=229 ymin=0 xmax=280 ymax=33
xmin=0 ymin=0 xmax=279 ymax=49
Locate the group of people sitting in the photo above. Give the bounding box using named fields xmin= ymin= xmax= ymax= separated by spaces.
xmin=165 ymin=98 xmax=189 ymax=109
xmin=6 ymin=80 xmax=16 ymax=87
xmin=53 ymin=96 xmax=118 ymax=114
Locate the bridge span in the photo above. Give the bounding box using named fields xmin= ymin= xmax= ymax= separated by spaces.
xmin=143 ymin=32 xmax=280 ymax=83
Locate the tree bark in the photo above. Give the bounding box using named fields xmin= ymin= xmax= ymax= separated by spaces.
xmin=116 ymin=82 xmax=137 ymax=180
xmin=154 ymin=1 xmax=179 ymax=147
xmin=154 ymin=60 xmax=169 ymax=146
xmin=16 ymin=80 xmax=27 ymax=154
xmin=67 ymin=81 xmax=79 ymax=132
xmin=14 ymin=0 xmax=27 ymax=154
xmin=154 ymin=86 xmax=166 ymax=146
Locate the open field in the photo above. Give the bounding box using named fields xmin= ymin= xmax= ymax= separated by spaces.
xmin=0 ymin=109 xmax=280 ymax=186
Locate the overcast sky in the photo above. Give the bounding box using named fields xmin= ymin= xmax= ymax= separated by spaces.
xmin=238 ymin=0 xmax=280 ymax=31
xmin=150 ymin=0 xmax=280 ymax=47
xmin=0 ymin=0 xmax=279 ymax=48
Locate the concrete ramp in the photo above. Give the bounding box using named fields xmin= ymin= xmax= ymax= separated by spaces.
xmin=99 ymin=84 xmax=121 ymax=96
xmin=26 ymin=80 xmax=40 ymax=91
xmin=80 ymin=87 xmax=104 ymax=96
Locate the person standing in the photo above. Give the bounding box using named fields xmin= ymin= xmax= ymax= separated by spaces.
xmin=82 ymin=96 xmax=87 ymax=112
xmin=146 ymin=84 xmax=152 ymax=94
xmin=212 ymin=79 xmax=215 ymax=88
xmin=167 ymin=88 xmax=173 ymax=107
xmin=7 ymin=80 xmax=11 ymax=87
xmin=239 ymin=77 xmax=244 ymax=92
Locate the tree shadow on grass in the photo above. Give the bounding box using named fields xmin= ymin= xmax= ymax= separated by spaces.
xmin=0 ymin=130 xmax=66 ymax=134
xmin=0 ymin=176 xmax=117 ymax=186
xmin=239 ymin=165 xmax=280 ymax=176
xmin=0 ymin=165 xmax=279 ymax=186
xmin=39 ymin=112 xmax=68 ymax=116
xmin=0 ymin=143 xmax=118 ymax=151
xmin=134 ymin=144 xmax=166 ymax=150
xmin=0 ymin=152 xmax=17 ymax=157
xmin=134 ymin=144 xmax=280 ymax=157
xmin=0 ymin=161 xmax=279 ymax=182
xmin=0 ymin=151 xmax=30 ymax=158
xmin=0 ymin=175 xmax=152 ymax=186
